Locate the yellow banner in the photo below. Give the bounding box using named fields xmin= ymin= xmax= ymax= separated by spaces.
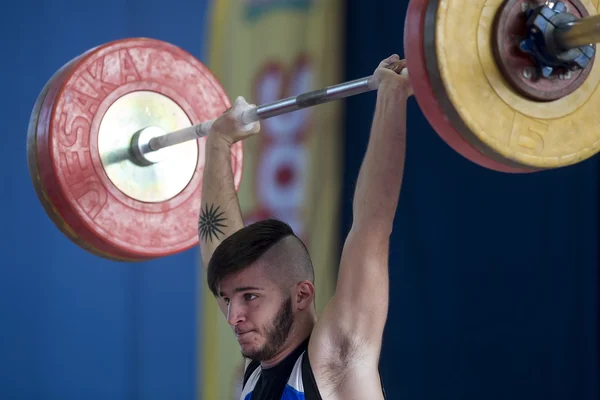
xmin=200 ymin=0 xmax=344 ymax=399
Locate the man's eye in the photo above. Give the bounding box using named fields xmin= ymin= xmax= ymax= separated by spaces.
xmin=244 ymin=294 xmax=257 ymax=301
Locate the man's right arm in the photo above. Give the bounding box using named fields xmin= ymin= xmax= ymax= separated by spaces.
xmin=199 ymin=135 xmax=245 ymax=267
xmin=199 ymin=97 xmax=260 ymax=268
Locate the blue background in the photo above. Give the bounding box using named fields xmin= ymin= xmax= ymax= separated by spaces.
xmin=2 ymin=0 xmax=598 ymax=399
xmin=2 ymin=1 xmax=209 ymax=399
xmin=343 ymin=2 xmax=598 ymax=399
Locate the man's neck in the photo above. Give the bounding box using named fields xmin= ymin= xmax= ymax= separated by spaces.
xmin=260 ymin=318 xmax=315 ymax=369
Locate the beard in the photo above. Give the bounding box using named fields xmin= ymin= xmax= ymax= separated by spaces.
xmin=242 ymin=296 xmax=294 ymax=361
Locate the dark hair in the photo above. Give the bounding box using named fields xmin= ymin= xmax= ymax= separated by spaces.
xmin=207 ymin=219 xmax=312 ymax=296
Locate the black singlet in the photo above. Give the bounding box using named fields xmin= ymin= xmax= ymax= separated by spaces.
xmin=239 ymin=338 xmax=387 ymax=400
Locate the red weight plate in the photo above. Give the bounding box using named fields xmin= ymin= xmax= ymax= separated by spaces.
xmin=30 ymin=56 xmax=148 ymax=261
xmin=27 ymin=51 xmax=135 ymax=261
xmin=33 ymin=38 xmax=243 ymax=261
xmin=404 ymin=0 xmax=533 ymax=173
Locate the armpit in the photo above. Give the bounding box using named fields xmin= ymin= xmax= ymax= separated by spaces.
xmin=320 ymin=334 xmax=362 ymax=390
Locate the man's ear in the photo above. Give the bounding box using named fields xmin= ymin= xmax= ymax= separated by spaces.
xmin=294 ymin=280 xmax=315 ymax=311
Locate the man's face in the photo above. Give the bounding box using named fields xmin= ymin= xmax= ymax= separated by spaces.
xmin=217 ymin=263 xmax=294 ymax=361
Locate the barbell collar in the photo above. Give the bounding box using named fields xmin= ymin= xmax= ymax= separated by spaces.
xmin=555 ymin=13 xmax=600 ymax=50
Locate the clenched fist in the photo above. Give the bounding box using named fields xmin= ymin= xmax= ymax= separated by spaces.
xmin=209 ymin=96 xmax=261 ymax=146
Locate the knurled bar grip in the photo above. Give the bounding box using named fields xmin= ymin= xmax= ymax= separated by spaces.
xmin=147 ymin=65 xmax=407 ymax=153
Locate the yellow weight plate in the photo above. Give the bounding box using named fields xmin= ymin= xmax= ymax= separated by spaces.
xmin=432 ymin=0 xmax=600 ymax=169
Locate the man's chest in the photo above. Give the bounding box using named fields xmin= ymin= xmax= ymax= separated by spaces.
xmin=250 ymin=376 xmax=293 ymax=400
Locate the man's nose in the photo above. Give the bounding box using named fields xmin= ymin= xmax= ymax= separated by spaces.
xmin=227 ymin=302 xmax=245 ymax=326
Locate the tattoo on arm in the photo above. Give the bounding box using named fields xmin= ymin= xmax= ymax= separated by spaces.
xmin=198 ymin=203 xmax=227 ymax=243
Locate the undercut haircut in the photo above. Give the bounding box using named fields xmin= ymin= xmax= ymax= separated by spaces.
xmin=207 ymin=219 xmax=314 ymax=297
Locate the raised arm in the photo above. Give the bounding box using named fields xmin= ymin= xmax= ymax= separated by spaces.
xmin=309 ymin=55 xmax=412 ymax=393
xmin=199 ymin=97 xmax=260 ymax=268
xmin=334 ymin=56 xmax=412 ymax=340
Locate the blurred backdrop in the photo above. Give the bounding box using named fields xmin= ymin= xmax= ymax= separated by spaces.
xmin=1 ymin=0 xmax=598 ymax=399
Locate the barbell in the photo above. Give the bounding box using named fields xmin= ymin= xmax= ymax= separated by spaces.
xmin=27 ymin=0 xmax=600 ymax=261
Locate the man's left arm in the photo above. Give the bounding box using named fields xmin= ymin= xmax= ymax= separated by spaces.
xmin=310 ymin=59 xmax=411 ymax=366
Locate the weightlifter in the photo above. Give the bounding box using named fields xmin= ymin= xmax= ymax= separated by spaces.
xmin=198 ymin=54 xmax=412 ymax=399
